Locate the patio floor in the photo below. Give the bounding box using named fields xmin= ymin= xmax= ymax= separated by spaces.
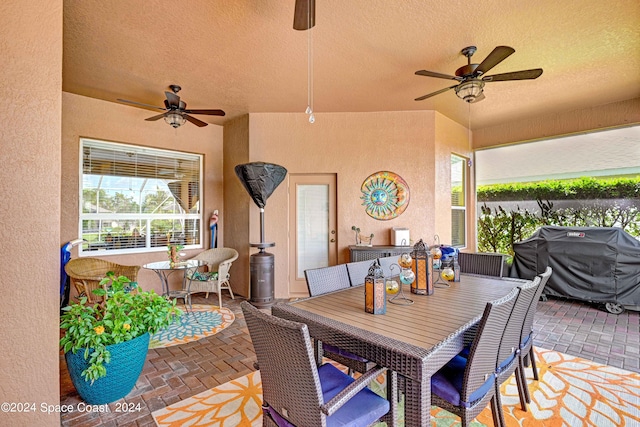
xmin=59 ymin=292 xmax=640 ymax=427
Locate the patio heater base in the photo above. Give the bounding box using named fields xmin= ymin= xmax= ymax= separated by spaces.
xmin=250 ymin=251 xmax=274 ymax=308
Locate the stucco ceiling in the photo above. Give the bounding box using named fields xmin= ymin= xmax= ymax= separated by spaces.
xmin=62 ymin=0 xmax=640 ymax=130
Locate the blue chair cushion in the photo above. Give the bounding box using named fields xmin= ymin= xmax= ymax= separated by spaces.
xmin=318 ymin=363 xmax=389 ymax=427
xmin=323 ymin=343 xmax=369 ymax=363
xmin=264 ymin=363 xmax=388 ymax=427
xmin=520 ymin=332 xmax=532 ymax=349
xmin=431 ymin=355 xmax=495 ymax=408
xmin=497 ymin=351 xmax=517 ymax=373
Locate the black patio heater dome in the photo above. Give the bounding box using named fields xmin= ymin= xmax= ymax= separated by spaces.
xmin=235 ymin=162 xmax=287 ymax=308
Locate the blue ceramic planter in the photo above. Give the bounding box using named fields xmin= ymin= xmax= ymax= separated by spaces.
xmin=65 ymin=332 xmax=150 ymax=404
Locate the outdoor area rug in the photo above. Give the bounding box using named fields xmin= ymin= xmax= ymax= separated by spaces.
xmin=149 ymin=304 xmax=235 ymax=348
xmin=152 ymin=348 xmax=640 ymax=426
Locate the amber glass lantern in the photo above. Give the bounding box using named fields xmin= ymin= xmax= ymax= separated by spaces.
xmin=411 ymin=239 xmax=433 ymax=295
xmin=365 ymin=260 xmax=386 ymax=314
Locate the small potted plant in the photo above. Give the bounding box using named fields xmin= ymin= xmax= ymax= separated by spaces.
xmin=60 ymin=272 xmax=181 ymax=404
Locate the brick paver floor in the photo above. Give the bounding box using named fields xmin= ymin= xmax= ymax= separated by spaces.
xmin=60 ymin=292 xmax=639 ymax=426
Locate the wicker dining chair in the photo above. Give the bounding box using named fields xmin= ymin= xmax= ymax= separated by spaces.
xmin=241 ymin=301 xmax=390 ymax=427
xmin=492 ymin=276 xmax=543 ymax=425
xmin=304 ymin=264 xmax=351 ymax=295
xmin=377 ymin=255 xmax=399 ymax=278
xmin=346 ymin=259 xmax=375 ymax=287
xmin=305 ymin=264 xmax=376 ymax=375
xmin=431 ymin=287 xmax=519 ymax=427
xmin=187 ymin=248 xmax=238 ymax=308
xmin=458 ymin=252 xmax=507 ymax=277
xmin=518 ymin=266 xmax=553 ymax=403
xmin=64 ymin=258 xmax=140 ymax=303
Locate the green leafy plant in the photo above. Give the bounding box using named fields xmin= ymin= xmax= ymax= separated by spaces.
xmin=60 ymin=272 xmax=181 ymax=383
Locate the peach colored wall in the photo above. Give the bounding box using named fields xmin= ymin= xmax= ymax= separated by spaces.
xmin=239 ymin=111 xmax=450 ymax=298
xmin=61 ymin=93 xmax=224 ymax=296
xmin=223 ymin=115 xmax=251 ymax=297
xmin=0 ymin=1 xmax=62 ymax=425
xmin=434 ymin=112 xmax=476 ymax=251
xmin=473 ymin=97 xmax=640 ymax=149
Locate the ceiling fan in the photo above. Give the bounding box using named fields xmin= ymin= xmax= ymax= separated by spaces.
xmin=414 ymin=46 xmax=543 ymax=103
xmin=293 ymin=0 xmax=315 ymax=30
xmin=117 ymin=85 xmax=225 ymax=128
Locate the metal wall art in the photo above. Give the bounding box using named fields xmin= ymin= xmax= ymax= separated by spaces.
xmin=360 ymin=171 xmax=410 ymax=220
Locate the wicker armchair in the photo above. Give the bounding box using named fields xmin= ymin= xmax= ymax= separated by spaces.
xmin=430 ymin=288 xmax=519 ymax=427
xmin=241 ymin=301 xmax=390 ymax=427
xmin=64 ymin=258 xmax=140 ymax=303
xmin=187 ymin=248 xmax=238 ymax=307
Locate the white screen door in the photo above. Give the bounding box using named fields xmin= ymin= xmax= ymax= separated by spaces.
xmin=288 ymin=174 xmax=337 ymax=297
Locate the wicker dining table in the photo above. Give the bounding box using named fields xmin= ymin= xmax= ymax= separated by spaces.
xmin=271 ymin=273 xmax=529 ymax=427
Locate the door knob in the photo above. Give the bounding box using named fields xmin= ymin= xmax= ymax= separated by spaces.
xmin=330 ymin=238 xmax=336 ymax=242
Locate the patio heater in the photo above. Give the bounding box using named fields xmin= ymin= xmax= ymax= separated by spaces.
xmin=235 ymin=162 xmax=287 ymax=308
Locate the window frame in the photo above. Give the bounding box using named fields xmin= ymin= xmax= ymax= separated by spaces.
xmin=451 ymin=153 xmax=467 ymax=249
xmin=78 ymin=138 xmax=204 ymax=256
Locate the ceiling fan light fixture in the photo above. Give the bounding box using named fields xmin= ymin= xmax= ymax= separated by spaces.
xmin=164 ymin=112 xmax=186 ymax=128
xmin=455 ymin=79 xmax=485 ymax=103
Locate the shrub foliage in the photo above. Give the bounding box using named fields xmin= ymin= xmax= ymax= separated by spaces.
xmin=476 ymin=177 xmax=640 ymax=255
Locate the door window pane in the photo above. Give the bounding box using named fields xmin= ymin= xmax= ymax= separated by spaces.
xmin=297 ymin=184 xmax=329 ymax=276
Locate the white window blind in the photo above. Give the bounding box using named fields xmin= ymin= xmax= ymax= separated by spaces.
xmin=79 ymin=138 xmax=202 ymax=255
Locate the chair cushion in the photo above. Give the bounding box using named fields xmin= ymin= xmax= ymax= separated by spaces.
xmin=431 ymin=355 xmax=495 ymax=408
xmin=520 ymin=332 xmax=532 ymax=349
xmin=318 ymin=363 xmax=390 ymax=427
xmin=263 ymin=364 xmax=389 ymax=427
xmin=323 ymin=343 xmax=368 ymax=363
xmin=189 ymin=271 xmax=218 ymax=281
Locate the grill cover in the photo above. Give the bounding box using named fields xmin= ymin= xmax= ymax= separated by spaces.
xmin=512 ymin=226 xmax=640 ymax=305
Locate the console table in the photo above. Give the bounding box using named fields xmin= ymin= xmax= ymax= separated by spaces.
xmin=349 ymin=245 xmax=412 ymax=262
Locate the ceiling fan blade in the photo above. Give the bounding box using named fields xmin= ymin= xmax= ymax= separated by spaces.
xmin=415 ymin=70 xmax=460 ymax=80
xmin=165 ymin=91 xmax=181 ymax=108
xmin=183 ymin=109 xmax=226 ymax=116
xmin=179 ymin=100 xmax=186 ymax=110
xmin=470 ymin=92 xmax=486 ymax=103
xmin=184 ymin=114 xmax=208 ymax=127
xmin=293 ymin=0 xmax=315 ymax=30
xmin=483 ymin=68 xmax=543 ymax=82
xmin=145 ymin=113 xmax=167 ymax=121
xmin=414 ymin=85 xmax=457 ymax=101
xmin=475 ymin=46 xmax=515 ymax=76
xmin=117 ymin=98 xmax=167 ymax=112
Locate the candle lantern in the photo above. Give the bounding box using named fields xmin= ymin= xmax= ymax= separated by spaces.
xmin=365 ymin=259 xmax=386 ymax=314
xmin=411 ymin=239 xmax=433 ymax=295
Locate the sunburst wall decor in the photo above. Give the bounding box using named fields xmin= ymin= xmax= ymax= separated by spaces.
xmin=360 ymin=171 xmax=410 ymax=220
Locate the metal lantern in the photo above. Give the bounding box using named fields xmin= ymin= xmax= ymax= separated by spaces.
xmin=365 ymin=260 xmax=386 ymax=314
xmin=411 ymin=239 xmax=433 ymax=295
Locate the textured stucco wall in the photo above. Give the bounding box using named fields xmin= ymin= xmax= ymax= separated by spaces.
xmin=473 ymin=97 xmax=640 ymax=149
xmin=434 ymin=112 xmax=476 ymax=250
xmin=228 ymin=111 xmax=461 ymax=299
xmin=0 ymin=1 xmax=62 ymax=426
xmin=223 ymin=115 xmax=251 ymax=297
xmin=61 ymin=93 xmax=224 ymax=296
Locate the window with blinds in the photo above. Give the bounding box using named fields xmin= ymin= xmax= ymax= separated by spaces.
xmin=451 ymin=154 xmax=467 ymax=248
xmin=79 ymin=138 xmax=202 ymax=255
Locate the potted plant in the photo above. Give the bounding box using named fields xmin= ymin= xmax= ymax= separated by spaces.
xmin=60 ymin=272 xmax=181 ymax=404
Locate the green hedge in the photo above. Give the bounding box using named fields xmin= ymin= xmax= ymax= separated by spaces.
xmin=476 ymin=176 xmax=640 ymax=256
xmin=477 ymin=176 xmax=640 ymax=201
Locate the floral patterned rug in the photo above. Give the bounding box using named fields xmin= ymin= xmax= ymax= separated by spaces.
xmin=149 ymin=304 xmax=235 ymax=348
xmin=152 ymin=348 xmax=640 ymax=426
